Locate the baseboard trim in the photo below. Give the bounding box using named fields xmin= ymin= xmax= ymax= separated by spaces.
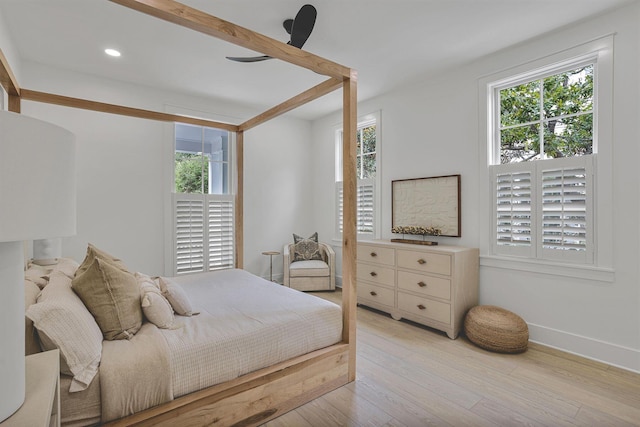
xmin=528 ymin=322 xmax=640 ymax=373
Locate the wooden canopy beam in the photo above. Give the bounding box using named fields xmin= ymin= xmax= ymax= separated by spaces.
xmin=108 ymin=0 xmax=352 ymax=79
xmin=20 ymin=89 xmax=239 ymax=131
xmin=0 ymin=49 xmax=21 ymax=112
xmin=239 ymin=77 xmax=343 ymax=132
xmin=0 ymin=48 xmax=20 ymax=97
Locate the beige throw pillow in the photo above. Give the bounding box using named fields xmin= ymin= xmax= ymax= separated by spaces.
xmin=75 ymin=243 xmax=129 ymax=278
xmin=26 ymin=271 xmax=103 ymax=392
xmin=159 ymin=277 xmax=194 ymax=316
xmin=136 ymin=272 xmax=175 ymax=329
xmin=72 ymin=258 xmax=142 ymax=340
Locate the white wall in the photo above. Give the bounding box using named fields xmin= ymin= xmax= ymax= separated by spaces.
xmin=18 ymin=62 xmax=313 ymax=280
xmin=311 ymin=3 xmax=640 ymax=371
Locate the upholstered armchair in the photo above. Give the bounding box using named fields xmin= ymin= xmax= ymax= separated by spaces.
xmin=283 ymin=242 xmax=335 ymax=291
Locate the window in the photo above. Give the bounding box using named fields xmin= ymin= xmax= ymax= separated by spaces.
xmin=173 ymin=123 xmax=234 ymax=274
xmin=487 ymin=52 xmax=606 ymax=266
xmin=335 ymin=113 xmax=380 ymax=237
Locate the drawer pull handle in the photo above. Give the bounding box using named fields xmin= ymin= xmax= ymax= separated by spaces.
xmin=417 ymin=259 xmax=427 ymax=265
xmin=417 ymin=304 xmax=426 ymax=310
xmin=370 ymin=252 xmax=377 ymax=257
xmin=370 ymin=291 xmax=377 ymax=296
xmin=370 ymin=271 xmax=377 ymax=277
xmin=418 ymin=281 xmax=427 ymax=288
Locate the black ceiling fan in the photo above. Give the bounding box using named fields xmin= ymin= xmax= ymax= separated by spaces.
xmin=226 ymin=4 xmax=317 ymax=63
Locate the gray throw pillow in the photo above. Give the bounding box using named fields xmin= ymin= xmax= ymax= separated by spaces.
xmin=293 ymin=232 xmax=323 ymax=261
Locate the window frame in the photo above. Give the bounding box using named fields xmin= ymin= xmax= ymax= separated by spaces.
xmin=335 ymin=111 xmax=381 ymax=239
xmin=478 ymin=36 xmax=614 ymax=281
xmin=171 ymin=123 xmax=236 ymax=276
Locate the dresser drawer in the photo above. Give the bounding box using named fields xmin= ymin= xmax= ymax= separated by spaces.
xmin=397 ymin=249 xmax=451 ymax=276
xmin=398 ymin=292 xmax=451 ymax=325
xmin=357 ymin=244 xmax=395 ymax=266
xmin=357 ymin=262 xmax=395 ymax=286
xmin=358 ymin=282 xmax=394 ymax=308
xmin=397 ymin=270 xmax=451 ymax=300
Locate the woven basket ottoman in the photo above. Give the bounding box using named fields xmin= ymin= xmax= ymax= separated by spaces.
xmin=464 ymin=305 xmax=529 ymax=353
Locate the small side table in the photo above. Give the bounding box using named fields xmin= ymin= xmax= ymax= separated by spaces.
xmin=1 ymin=349 xmax=60 ymax=427
xmin=262 ymin=251 xmax=280 ymax=282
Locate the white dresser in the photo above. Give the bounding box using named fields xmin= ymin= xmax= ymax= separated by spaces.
xmin=357 ymin=240 xmax=478 ymax=339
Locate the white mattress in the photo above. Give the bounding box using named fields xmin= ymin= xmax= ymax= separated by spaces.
xmin=161 ymin=269 xmax=343 ymax=397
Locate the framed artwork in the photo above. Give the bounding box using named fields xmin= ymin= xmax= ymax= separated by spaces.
xmin=392 ymin=174 xmax=461 ymax=237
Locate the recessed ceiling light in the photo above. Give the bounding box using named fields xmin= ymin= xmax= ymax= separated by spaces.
xmin=104 ymin=48 xmax=121 ymax=57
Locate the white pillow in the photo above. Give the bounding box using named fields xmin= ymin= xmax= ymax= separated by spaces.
xmin=136 ymin=272 xmax=175 ymax=329
xmin=52 ymin=257 xmax=80 ymax=279
xmin=159 ymin=277 xmax=194 ymax=316
xmin=26 ymin=271 xmax=103 ymax=392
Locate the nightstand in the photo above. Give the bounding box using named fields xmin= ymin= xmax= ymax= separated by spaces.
xmin=1 ymin=350 xmax=60 ymax=427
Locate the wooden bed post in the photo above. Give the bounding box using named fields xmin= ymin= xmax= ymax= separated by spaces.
xmin=342 ymin=70 xmax=358 ymax=382
xmin=235 ymin=130 xmax=244 ymax=269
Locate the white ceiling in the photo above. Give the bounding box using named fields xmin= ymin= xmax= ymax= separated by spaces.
xmin=0 ymin=0 xmax=635 ymax=120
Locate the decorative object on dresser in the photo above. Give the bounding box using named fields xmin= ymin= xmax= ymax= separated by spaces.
xmin=357 ymin=240 xmax=478 ymax=339
xmin=283 ymin=233 xmax=335 ymax=291
xmin=392 ymin=174 xmax=461 ymax=244
xmin=464 ymin=305 xmax=529 ymax=353
xmin=0 ymin=110 xmax=75 ymax=422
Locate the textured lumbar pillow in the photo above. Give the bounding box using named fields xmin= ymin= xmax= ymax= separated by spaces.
xmin=136 ymin=272 xmax=175 ymax=329
xmin=159 ymin=277 xmax=195 ymax=316
xmin=293 ymin=232 xmax=323 ymax=261
xmin=72 ymin=258 xmax=142 ymax=340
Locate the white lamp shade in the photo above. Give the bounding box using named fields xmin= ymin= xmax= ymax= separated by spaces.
xmin=0 ymin=110 xmax=76 ymax=242
xmin=0 ymin=110 xmax=75 ymax=421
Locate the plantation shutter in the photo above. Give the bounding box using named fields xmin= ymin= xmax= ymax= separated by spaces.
xmin=336 ymin=179 xmax=375 ymax=235
xmin=174 ymin=194 xmax=205 ymax=274
xmin=336 ymin=183 xmax=344 ymax=235
xmin=356 ymin=179 xmax=375 ymax=234
xmin=493 ymin=164 xmax=534 ymax=257
xmin=174 ymin=193 xmax=235 ymax=275
xmin=538 ymin=157 xmax=592 ymax=263
xmin=207 ymin=196 xmax=235 ymax=270
xmin=492 ymin=156 xmax=592 ymax=263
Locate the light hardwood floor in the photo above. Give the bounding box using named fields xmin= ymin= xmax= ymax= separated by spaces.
xmin=263 ymin=290 xmax=640 ymax=427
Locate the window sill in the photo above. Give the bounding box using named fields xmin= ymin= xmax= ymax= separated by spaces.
xmin=480 ymin=255 xmax=615 ymax=283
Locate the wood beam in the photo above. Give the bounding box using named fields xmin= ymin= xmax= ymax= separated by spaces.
xmin=235 ymin=131 xmax=244 ymax=269
xmin=8 ymin=95 xmax=20 ymax=113
xmin=239 ymin=77 xmax=343 ymax=132
xmin=341 ymin=70 xmax=358 ymax=382
xmin=20 ymin=89 xmax=239 ymax=131
xmin=108 ymin=0 xmax=351 ymax=79
xmin=0 ymin=48 xmax=20 ymax=97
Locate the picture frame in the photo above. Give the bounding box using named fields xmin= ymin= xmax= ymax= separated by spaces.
xmin=392 ymin=174 xmax=461 ymax=237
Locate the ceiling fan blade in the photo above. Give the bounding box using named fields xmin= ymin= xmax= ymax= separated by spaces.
xmin=226 ymin=4 xmax=316 ymax=62
xmin=225 ymin=55 xmax=273 ymax=63
xmin=289 ymin=4 xmax=316 ymax=49
xmin=283 ymin=18 xmax=294 ymax=35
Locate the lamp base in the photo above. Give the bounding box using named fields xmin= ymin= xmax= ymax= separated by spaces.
xmin=0 ymin=241 xmax=26 ymax=422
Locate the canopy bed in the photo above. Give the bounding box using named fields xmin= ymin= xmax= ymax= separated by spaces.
xmin=1 ymin=0 xmax=358 ymax=425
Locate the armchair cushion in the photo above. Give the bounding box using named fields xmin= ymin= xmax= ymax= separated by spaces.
xmin=289 ymin=260 xmax=330 ymax=278
xmin=292 ymin=232 xmax=323 ymax=261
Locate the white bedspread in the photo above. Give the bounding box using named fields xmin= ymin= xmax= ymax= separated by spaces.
xmin=161 ymin=269 xmax=343 ymax=397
